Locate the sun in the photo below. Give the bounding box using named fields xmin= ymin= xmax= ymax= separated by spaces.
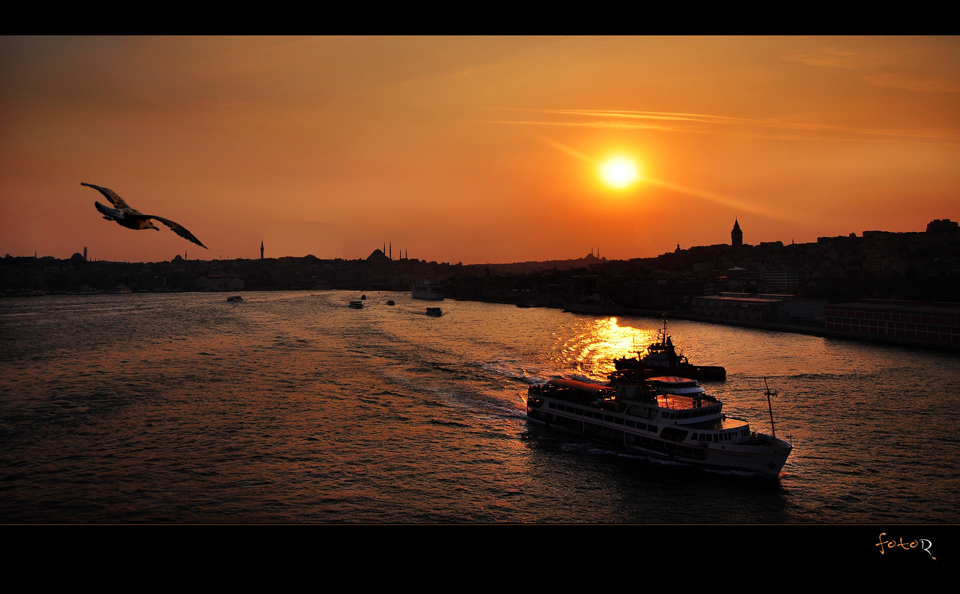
xmin=600 ymin=157 xmax=640 ymax=189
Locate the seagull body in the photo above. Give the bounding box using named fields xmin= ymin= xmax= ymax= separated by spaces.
xmin=82 ymin=182 xmax=207 ymax=249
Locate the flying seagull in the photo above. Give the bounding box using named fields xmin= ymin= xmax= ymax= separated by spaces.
xmin=81 ymin=182 xmax=207 ymax=249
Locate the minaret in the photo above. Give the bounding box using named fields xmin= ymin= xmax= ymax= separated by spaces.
xmin=389 ymin=242 xmax=392 ymax=261
xmin=260 ymin=240 xmax=264 ymax=260
xmin=731 ymin=218 xmax=743 ymax=247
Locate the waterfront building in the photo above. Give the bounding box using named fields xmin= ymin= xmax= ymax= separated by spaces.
xmin=195 ymin=274 xmax=244 ymax=291
xmin=691 ymin=292 xmax=827 ymax=325
xmin=824 ymin=299 xmax=960 ymax=347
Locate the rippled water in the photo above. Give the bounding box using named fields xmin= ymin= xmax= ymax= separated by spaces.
xmin=2 ymin=290 xmax=959 ymax=523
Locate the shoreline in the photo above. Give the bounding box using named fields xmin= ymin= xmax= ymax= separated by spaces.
xmin=455 ymin=296 xmax=960 ymax=354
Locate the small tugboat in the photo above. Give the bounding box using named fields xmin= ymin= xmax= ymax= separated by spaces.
xmin=614 ymin=317 xmax=726 ymax=380
xmin=226 ymin=295 xmax=244 ymax=303
xmin=526 ymin=370 xmax=790 ymax=477
xmin=349 ymin=300 xmax=364 ymax=309
xmin=425 ymin=307 xmax=443 ymax=317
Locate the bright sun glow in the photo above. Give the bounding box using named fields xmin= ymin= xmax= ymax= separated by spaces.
xmin=600 ymin=157 xmax=640 ymax=189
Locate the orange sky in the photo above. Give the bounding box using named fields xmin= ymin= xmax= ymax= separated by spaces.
xmin=2 ymin=36 xmax=958 ymax=263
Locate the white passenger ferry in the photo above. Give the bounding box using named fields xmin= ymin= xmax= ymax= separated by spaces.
xmin=411 ymin=280 xmax=444 ymax=301
xmin=526 ymin=371 xmax=791 ymax=477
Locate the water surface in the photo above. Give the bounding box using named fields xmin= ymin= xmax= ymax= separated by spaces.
xmin=2 ymin=290 xmax=958 ymax=523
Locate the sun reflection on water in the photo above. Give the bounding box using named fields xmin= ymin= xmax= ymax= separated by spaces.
xmin=558 ymin=317 xmax=658 ymax=380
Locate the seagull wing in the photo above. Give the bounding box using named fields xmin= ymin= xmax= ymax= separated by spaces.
xmin=81 ymin=182 xmax=132 ymax=209
xmin=83 ymin=182 xmax=206 ymax=248
xmin=95 ymin=201 xmax=125 ymax=220
xmin=147 ymin=216 xmax=208 ymax=249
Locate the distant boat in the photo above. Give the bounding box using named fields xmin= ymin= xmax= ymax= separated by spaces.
xmin=412 ymin=280 xmax=444 ymax=301
xmin=386 ymin=300 xmax=395 ymax=306
xmin=349 ymin=300 xmax=364 ymax=309
xmin=226 ymin=295 xmax=244 ymax=303
xmin=426 ymin=307 xmax=443 ymax=317
xmin=561 ymin=293 xmax=621 ymax=315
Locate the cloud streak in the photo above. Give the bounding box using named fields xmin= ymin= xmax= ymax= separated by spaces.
xmin=492 ymin=108 xmax=960 ymax=145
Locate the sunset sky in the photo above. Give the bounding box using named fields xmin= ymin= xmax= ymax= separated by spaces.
xmin=2 ymin=36 xmax=958 ymax=264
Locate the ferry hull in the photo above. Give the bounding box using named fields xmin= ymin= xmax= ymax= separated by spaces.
xmin=526 ymin=389 xmax=791 ymax=477
xmin=614 ymin=358 xmax=727 ymax=381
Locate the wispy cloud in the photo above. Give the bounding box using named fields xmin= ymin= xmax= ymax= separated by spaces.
xmin=863 ymin=72 xmax=960 ymax=94
xmin=782 ymin=47 xmax=879 ymax=69
xmin=490 ymin=118 xmax=675 ymax=132
xmin=490 ymin=108 xmax=960 ymax=144
xmin=783 ymin=43 xmax=960 ymax=95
